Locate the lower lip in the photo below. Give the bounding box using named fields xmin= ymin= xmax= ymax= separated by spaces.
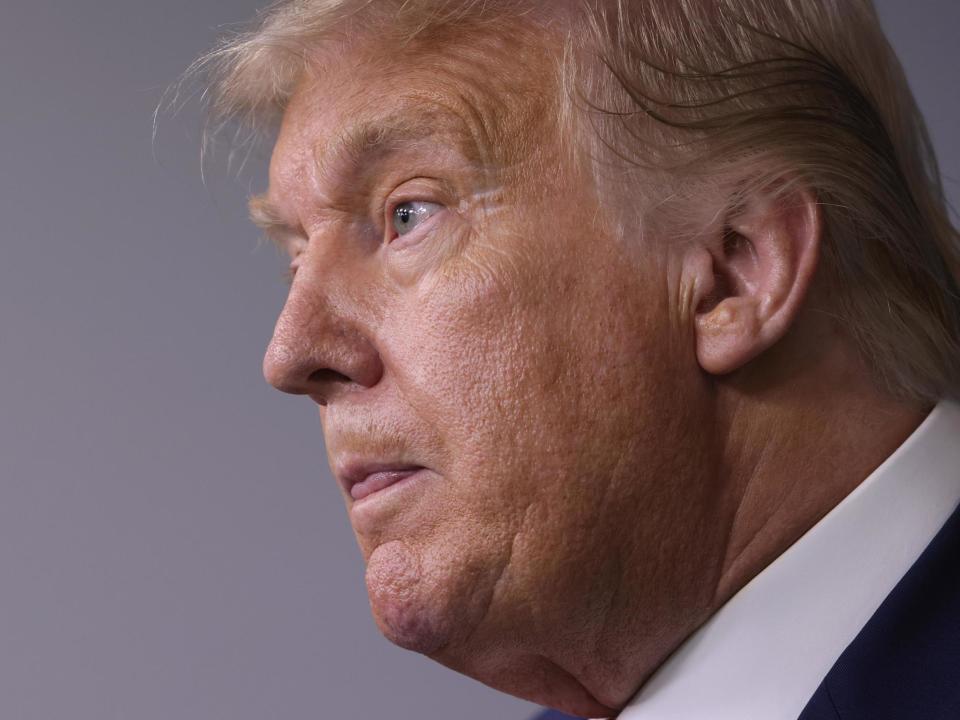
xmin=351 ymin=468 xmax=425 ymax=501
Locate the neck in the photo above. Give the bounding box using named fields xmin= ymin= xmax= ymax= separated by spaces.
xmin=579 ymin=331 xmax=930 ymax=715
xmin=510 ymin=316 xmax=931 ymax=716
xmin=710 ymin=338 xmax=930 ymax=609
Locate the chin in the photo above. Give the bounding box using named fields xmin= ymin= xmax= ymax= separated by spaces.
xmin=364 ymin=538 xmax=619 ymax=719
xmin=363 ymin=524 xmax=517 ymax=656
xmin=364 ymin=540 xmax=459 ymax=655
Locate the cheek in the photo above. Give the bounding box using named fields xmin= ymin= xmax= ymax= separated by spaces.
xmin=387 ymin=222 xmax=674 ymax=528
xmin=389 ymin=247 xmax=532 ymax=449
xmin=416 ymin=265 xmax=546 ymax=458
xmin=366 ymin=208 xmax=705 ymax=658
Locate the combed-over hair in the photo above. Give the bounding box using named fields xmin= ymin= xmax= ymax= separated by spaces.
xmin=184 ymin=0 xmax=960 ymax=403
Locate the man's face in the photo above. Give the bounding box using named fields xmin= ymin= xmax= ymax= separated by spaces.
xmin=260 ymin=25 xmax=730 ymax=710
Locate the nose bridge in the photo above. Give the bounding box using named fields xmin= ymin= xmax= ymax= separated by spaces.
xmin=263 ymin=259 xmax=383 ymax=401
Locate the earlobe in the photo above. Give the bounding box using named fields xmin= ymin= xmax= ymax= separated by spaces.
xmin=689 ymin=184 xmax=821 ymax=376
xmin=695 ymin=293 xmax=764 ymax=375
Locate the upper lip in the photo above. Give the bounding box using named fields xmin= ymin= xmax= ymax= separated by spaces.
xmin=334 ymin=458 xmax=426 ymax=495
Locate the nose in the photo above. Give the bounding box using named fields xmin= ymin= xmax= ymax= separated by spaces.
xmin=263 ymin=277 xmax=384 ymax=406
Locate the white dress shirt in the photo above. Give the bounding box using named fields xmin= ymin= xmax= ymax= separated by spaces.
xmin=615 ymin=399 xmax=960 ymax=720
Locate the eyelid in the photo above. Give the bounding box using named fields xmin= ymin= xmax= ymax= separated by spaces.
xmin=281 ymin=253 xmax=303 ymax=286
xmin=274 ymin=233 xmax=307 ymax=286
xmin=382 ymin=177 xmax=450 ymax=230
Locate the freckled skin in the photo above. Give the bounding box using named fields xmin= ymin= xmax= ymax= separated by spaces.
xmin=257 ymin=18 xmax=926 ymax=720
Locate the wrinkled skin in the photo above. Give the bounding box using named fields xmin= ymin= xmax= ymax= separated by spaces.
xmin=255 ymin=19 xmax=924 ymax=719
xmin=258 ymin=27 xmax=730 ymax=715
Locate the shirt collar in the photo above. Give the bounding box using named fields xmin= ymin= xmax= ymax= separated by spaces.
xmin=617 ymin=399 xmax=960 ymax=720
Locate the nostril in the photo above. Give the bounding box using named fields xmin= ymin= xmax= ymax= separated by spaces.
xmin=308 ymin=368 xmax=352 ymax=385
xmin=308 ymin=368 xmax=353 ymax=405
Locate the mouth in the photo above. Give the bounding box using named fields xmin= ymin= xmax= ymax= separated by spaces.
xmin=337 ymin=460 xmax=427 ymax=502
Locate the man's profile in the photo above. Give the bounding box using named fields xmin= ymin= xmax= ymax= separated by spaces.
xmin=190 ymin=1 xmax=960 ymax=717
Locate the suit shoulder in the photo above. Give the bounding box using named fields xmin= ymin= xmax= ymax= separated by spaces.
xmin=801 ymin=502 xmax=960 ymax=720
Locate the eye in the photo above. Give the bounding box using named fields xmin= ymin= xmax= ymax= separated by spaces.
xmin=391 ymin=200 xmax=442 ymax=238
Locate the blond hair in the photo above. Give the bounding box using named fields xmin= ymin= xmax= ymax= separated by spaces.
xmin=185 ymin=0 xmax=960 ymax=403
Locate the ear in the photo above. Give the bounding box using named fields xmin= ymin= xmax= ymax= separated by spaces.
xmin=685 ymin=183 xmax=821 ymax=376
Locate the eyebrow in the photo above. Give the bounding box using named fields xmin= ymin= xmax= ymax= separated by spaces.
xmin=326 ymin=103 xmax=486 ymax=175
xmin=249 ymin=104 xmax=489 ymax=248
xmin=248 ymin=194 xmax=297 ymax=252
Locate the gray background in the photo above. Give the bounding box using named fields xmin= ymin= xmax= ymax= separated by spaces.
xmin=0 ymin=2 xmax=956 ymax=719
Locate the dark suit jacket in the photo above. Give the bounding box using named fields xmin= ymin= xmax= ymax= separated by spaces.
xmin=533 ymin=502 xmax=960 ymax=720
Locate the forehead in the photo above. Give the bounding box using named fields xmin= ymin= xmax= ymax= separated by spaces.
xmin=268 ymin=23 xmax=562 ymax=193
